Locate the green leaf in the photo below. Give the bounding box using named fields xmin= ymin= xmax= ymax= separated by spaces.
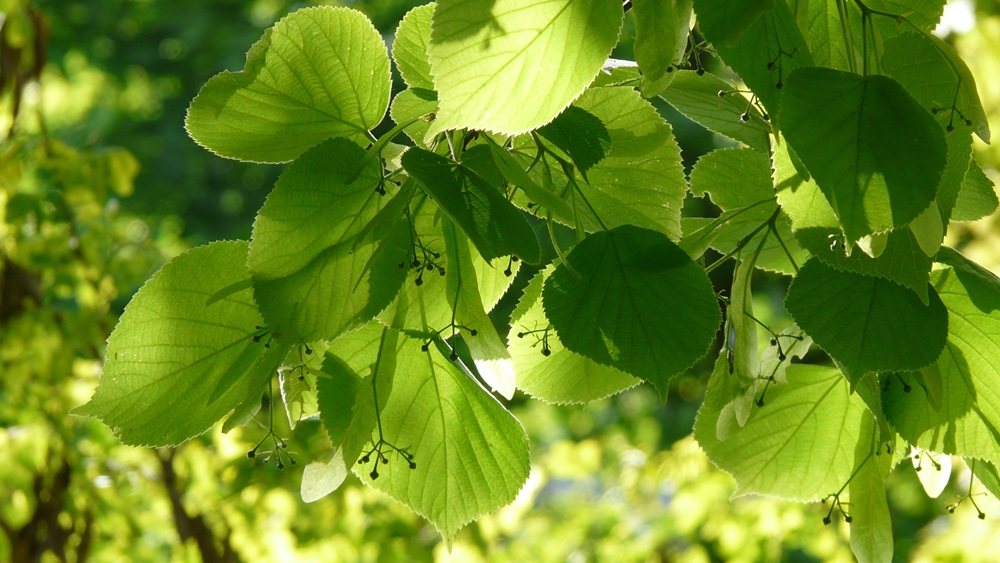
xmin=402 ymin=147 xmax=542 ymax=264
xmin=693 ymin=0 xmax=774 ymax=46
xmin=390 ymin=88 xmax=438 ymax=148
xmin=884 ymin=248 xmax=1000 ymax=464
xmin=971 ymin=459 xmax=1000 ymax=501
xmin=509 ymin=267 xmax=638 ymax=403
xmin=848 ymin=430 xmax=894 ymax=563
xmin=442 ymin=219 xmax=516 ymax=399
xmin=73 ymin=241 xmax=288 ymax=446
xmin=571 ymin=86 xmax=688 ymax=241
xmin=774 ymin=134 xmax=944 ymax=303
xmin=317 ymin=325 xmax=397 ymax=467
xmin=695 ymin=364 xmax=870 ymax=501
xmin=392 ymin=3 xmax=436 ymax=91
xmin=632 ymin=0 xmax=693 ymax=96
xmin=426 ymin=0 xmax=623 ymax=136
xmin=691 ymin=148 xmax=774 ymax=208
xmin=249 ymin=139 xmax=410 ymax=342
xmin=883 ymin=31 xmax=990 ymax=143
xmin=542 ymin=225 xmax=721 ymax=398
xmin=687 ymin=147 xmax=807 ymax=275
xmin=785 ymin=259 xmax=948 ymax=383
xmin=780 ymin=68 xmax=947 ymax=242
xmin=185 ymin=7 xmax=390 ymax=163
xmin=301 ymin=449 xmax=349 ymax=503
xmin=537 ymin=106 xmax=611 ymax=177
xmin=357 ymin=337 xmax=530 ymax=540
xmin=658 ymin=71 xmax=770 ymax=152
xmin=693 ymin=0 xmax=813 ymax=127
xmin=952 ymin=160 xmax=998 ymax=223
xmin=867 ymin=0 xmax=946 ymax=30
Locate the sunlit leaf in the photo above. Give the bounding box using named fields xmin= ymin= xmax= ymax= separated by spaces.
xmin=696 ymin=364 xmax=870 ymax=500
xmin=393 ymin=3 xmax=436 ymax=91
xmin=952 ymin=160 xmax=999 ymax=223
xmin=427 ymin=0 xmax=622 ymax=135
xmin=442 ymin=219 xmax=516 ymax=399
xmin=249 ymin=139 xmax=410 ymax=342
xmin=356 ymin=337 xmax=530 ymax=540
xmin=73 ymin=241 xmax=288 ymax=446
xmin=885 ymin=248 xmax=1000 ymax=464
xmin=632 ymin=0 xmax=692 ymax=96
xmin=659 ymin=71 xmax=770 ymax=152
xmin=186 ymin=7 xmax=390 ymax=162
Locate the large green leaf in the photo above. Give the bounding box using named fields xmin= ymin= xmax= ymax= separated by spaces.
xmin=695 ymin=364 xmax=871 ymax=501
xmin=402 ymin=147 xmax=541 ymax=264
xmin=356 ymin=337 xmax=530 ymax=540
xmin=884 ymin=248 xmax=1000 ymax=464
xmin=780 ymin=68 xmax=947 ymax=242
xmin=542 ymin=225 xmax=720 ymax=398
xmin=392 ymin=3 xmax=436 ymax=91
xmin=249 ymin=138 xmax=409 ymax=343
xmin=73 ymin=241 xmax=288 ymax=446
xmin=632 ymin=0 xmax=693 ymax=96
xmin=785 ymin=259 xmax=948 ymax=383
xmin=571 ymin=86 xmax=688 ymax=241
xmin=658 ymin=71 xmax=770 ymax=152
xmin=693 ymin=0 xmax=813 ymax=128
xmin=186 ymin=7 xmax=390 ymax=163
xmin=426 ymin=0 xmax=622 ymax=136
xmin=509 ymin=267 xmax=638 ymax=403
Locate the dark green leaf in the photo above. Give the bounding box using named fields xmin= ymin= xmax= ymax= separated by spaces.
xmin=542 ymin=225 xmax=721 ymax=398
xmin=785 ymin=259 xmax=947 ymax=383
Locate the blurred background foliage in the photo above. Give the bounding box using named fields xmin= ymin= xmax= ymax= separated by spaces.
xmin=1 ymin=0 xmax=999 ymax=561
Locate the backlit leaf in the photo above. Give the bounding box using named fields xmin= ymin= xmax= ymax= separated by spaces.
xmin=73 ymin=241 xmax=288 ymax=446
xmin=186 ymin=7 xmax=390 ymax=162
xmin=427 ymin=0 xmax=622 ymax=135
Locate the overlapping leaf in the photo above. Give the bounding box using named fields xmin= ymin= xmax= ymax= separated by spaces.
xmin=785 ymin=259 xmax=948 ymax=383
xmin=885 ymin=248 xmax=1000 ymax=465
xmin=659 ymin=71 xmax=770 ymax=152
xmin=73 ymin=241 xmax=288 ymax=446
xmin=780 ymin=68 xmax=947 ymax=242
xmin=393 ymin=3 xmax=436 ymax=90
xmin=632 ymin=0 xmax=693 ymax=96
xmin=402 ymin=146 xmax=541 ymax=264
xmin=696 ymin=364 xmax=871 ymax=500
xmin=356 ymin=337 xmax=530 ymax=540
xmin=693 ymin=0 xmax=813 ymax=127
xmin=249 ymin=138 xmax=410 ymax=343
xmin=186 ymin=7 xmax=390 ymax=162
xmin=510 ymin=267 xmax=638 ymax=403
xmin=542 ymin=225 xmax=720 ymax=398
xmin=426 ymin=0 xmax=622 ymax=135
